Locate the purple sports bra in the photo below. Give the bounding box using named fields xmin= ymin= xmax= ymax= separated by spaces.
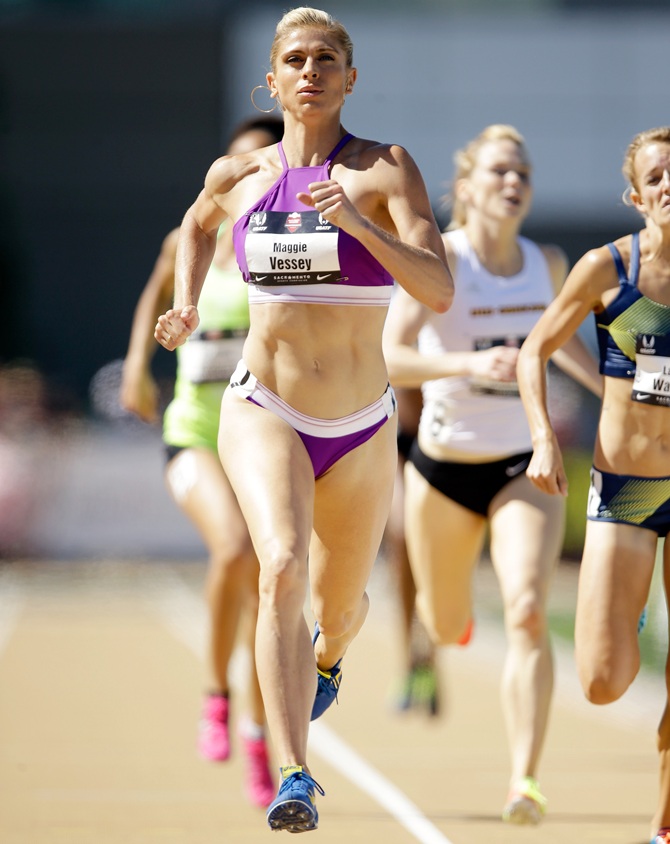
xmin=232 ymin=133 xmax=393 ymax=306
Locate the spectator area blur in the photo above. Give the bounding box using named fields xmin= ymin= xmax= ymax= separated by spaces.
xmin=0 ymin=361 xmax=202 ymax=560
xmin=0 ymin=358 xmax=596 ymax=561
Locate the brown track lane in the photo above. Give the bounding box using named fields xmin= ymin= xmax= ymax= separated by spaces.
xmin=0 ymin=559 xmax=659 ymax=844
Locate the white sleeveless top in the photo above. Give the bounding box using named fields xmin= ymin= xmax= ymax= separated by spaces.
xmin=418 ymin=228 xmax=555 ymax=457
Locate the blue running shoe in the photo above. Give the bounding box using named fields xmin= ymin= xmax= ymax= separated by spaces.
xmin=310 ymin=623 xmax=342 ymax=721
xmin=266 ymin=765 xmax=325 ymax=833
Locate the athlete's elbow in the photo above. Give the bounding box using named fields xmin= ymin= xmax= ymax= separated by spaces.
xmin=431 ymin=284 xmax=454 ymax=314
xmin=403 ymin=269 xmax=453 ymax=313
xmin=432 ymin=295 xmax=452 ymax=314
xmin=518 ymin=339 xmax=543 ymax=366
xmin=433 ymin=270 xmax=455 ymax=313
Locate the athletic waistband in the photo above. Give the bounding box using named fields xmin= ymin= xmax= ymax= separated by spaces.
xmin=229 ymin=360 xmax=396 ymax=438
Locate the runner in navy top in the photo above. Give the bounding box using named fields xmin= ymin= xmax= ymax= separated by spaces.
xmin=517 ymin=126 xmax=670 ymax=844
xmin=155 ymin=7 xmax=453 ymax=834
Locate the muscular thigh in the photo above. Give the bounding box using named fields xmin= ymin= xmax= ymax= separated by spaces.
xmin=488 ymin=474 xmax=565 ymax=607
xmin=217 ymin=390 xmax=315 ymax=566
xmin=403 ymin=461 xmax=487 ymax=610
xmin=309 ymin=417 xmax=397 ymax=609
xmin=576 ymin=520 xmax=657 ymax=659
xmin=165 ymin=447 xmax=251 ymax=553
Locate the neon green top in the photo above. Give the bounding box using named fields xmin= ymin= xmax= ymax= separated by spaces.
xmin=163 ymin=262 xmax=249 ymax=452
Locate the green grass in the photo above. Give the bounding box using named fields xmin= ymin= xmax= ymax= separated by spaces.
xmin=561 ymin=448 xmax=592 ymax=560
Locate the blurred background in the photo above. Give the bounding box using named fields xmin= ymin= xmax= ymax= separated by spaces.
xmin=0 ymin=0 xmax=667 ymax=565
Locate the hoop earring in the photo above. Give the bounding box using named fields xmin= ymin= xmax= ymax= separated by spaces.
xmin=250 ymin=85 xmax=278 ymax=114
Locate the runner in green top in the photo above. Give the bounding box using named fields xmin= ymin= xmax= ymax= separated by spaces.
xmin=121 ymin=115 xmax=284 ymax=809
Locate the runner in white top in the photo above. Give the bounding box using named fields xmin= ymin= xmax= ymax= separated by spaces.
xmin=419 ymin=227 xmax=555 ymax=457
xmin=383 ymin=124 xmax=601 ymax=826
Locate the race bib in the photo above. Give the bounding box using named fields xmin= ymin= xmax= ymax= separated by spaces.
xmin=245 ymin=210 xmax=342 ymax=285
xmin=470 ymin=335 xmax=525 ymax=397
xmin=180 ymin=331 xmax=247 ymax=384
xmin=632 ymin=334 xmax=670 ymax=407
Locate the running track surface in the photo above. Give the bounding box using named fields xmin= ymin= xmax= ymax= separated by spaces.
xmin=0 ymin=558 xmax=661 ymax=844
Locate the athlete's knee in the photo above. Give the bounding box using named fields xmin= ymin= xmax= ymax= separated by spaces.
xmin=417 ymin=594 xmax=468 ymax=646
xmin=580 ymin=674 xmax=628 ymax=705
xmin=578 ymin=662 xmax=633 ymax=705
xmin=312 ymin=610 xmax=350 ymax=641
xmin=257 ymin=548 xmax=308 ymax=607
xmin=504 ymin=592 xmax=545 ymax=643
xmin=312 ymin=592 xmax=369 ymax=641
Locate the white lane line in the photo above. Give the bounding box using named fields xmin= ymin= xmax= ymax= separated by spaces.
xmin=309 ymin=721 xmax=454 ymax=844
xmin=147 ymin=569 xmax=454 ymax=844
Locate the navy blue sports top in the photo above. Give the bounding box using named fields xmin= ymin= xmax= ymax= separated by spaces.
xmin=596 ymin=232 xmax=670 ymax=378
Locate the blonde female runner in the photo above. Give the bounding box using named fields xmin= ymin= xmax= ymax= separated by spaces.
xmin=154 ymin=7 xmax=453 ymax=833
xmin=383 ymin=124 xmax=601 ymax=825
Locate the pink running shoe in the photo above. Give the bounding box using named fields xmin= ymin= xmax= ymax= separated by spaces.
xmin=198 ymin=694 xmax=230 ymax=761
xmin=242 ymin=735 xmax=274 ymax=808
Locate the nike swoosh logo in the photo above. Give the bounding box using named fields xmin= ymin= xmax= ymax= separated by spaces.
xmin=255 ymin=275 xmax=267 ymax=281
xmin=506 ymin=460 xmax=529 ymax=478
xmin=316 ymin=274 xmax=331 ymax=281
xmin=635 ymin=393 xmax=650 ymax=400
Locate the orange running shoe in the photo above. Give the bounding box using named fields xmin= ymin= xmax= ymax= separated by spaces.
xmin=457 ymin=617 xmax=474 ymax=646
